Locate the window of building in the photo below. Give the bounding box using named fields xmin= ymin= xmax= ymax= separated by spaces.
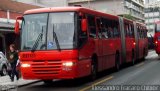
xmin=148 ymin=12 xmax=154 ymax=17
xmin=154 ymin=12 xmax=159 ymax=16
xmin=145 ymin=13 xmax=149 ymax=18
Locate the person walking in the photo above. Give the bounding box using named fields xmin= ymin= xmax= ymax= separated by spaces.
xmin=8 ymin=44 xmax=19 ymax=82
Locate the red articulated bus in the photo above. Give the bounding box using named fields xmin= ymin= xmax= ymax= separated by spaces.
xmin=154 ymin=21 xmax=160 ymax=55
xmin=14 ymin=7 xmax=148 ymax=83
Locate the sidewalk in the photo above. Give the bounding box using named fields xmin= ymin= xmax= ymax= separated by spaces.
xmin=0 ymin=75 xmax=39 ymax=90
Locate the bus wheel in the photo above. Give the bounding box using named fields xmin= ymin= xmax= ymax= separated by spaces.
xmin=115 ymin=53 xmax=120 ymax=71
xmin=43 ymin=80 xmax=53 ymax=84
xmin=90 ymin=59 xmax=97 ymax=81
xmin=132 ymin=51 xmax=135 ymax=65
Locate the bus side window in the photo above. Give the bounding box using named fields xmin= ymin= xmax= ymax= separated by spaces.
xmin=145 ymin=29 xmax=147 ymax=38
xmin=113 ymin=21 xmax=119 ymax=38
xmin=105 ymin=19 xmax=111 ymax=38
xmin=128 ymin=24 xmax=133 ymax=38
xmin=108 ymin=20 xmax=114 ymax=38
xmin=96 ymin=18 xmax=102 ymax=39
xmin=78 ymin=13 xmax=88 ymax=48
xmin=131 ymin=24 xmax=134 ymax=38
xmin=140 ymin=27 xmax=142 ymax=39
xmin=101 ymin=18 xmax=109 ymax=38
xmin=142 ymin=29 xmax=144 ymax=39
xmin=138 ymin=26 xmax=141 ymax=39
xmin=87 ymin=15 xmax=96 ymax=38
xmin=125 ymin=23 xmax=129 ymax=37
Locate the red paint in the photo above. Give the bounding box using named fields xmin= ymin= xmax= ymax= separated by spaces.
xmin=154 ymin=32 xmax=160 ymax=54
xmin=18 ymin=7 xmax=148 ymax=80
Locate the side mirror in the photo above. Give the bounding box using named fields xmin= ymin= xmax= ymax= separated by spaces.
xmin=81 ymin=19 xmax=87 ymax=32
xmin=14 ymin=16 xmax=23 ymax=35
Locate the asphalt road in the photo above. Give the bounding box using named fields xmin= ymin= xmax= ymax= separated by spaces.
xmin=17 ymin=51 xmax=160 ymax=91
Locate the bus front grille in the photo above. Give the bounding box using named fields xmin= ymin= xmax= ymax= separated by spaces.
xmin=31 ymin=60 xmax=61 ymax=75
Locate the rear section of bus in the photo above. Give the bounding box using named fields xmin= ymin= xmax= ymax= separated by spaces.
xmin=154 ymin=22 xmax=160 ymax=54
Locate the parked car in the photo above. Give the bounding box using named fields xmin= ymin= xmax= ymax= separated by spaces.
xmin=0 ymin=51 xmax=10 ymax=76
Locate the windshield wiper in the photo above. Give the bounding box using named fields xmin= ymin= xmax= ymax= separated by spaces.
xmin=53 ymin=24 xmax=61 ymax=51
xmin=31 ymin=27 xmax=43 ymax=52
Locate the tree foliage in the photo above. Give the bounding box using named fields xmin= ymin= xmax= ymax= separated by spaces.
xmin=122 ymin=14 xmax=135 ymax=20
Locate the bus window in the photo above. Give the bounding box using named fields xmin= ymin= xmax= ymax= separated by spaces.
xmin=155 ymin=23 xmax=160 ymax=33
xmin=101 ymin=18 xmax=109 ymax=38
xmin=137 ymin=26 xmax=141 ymax=39
xmin=130 ymin=24 xmax=134 ymax=38
xmin=96 ymin=18 xmax=102 ymax=39
xmin=144 ymin=28 xmax=147 ymax=38
xmin=140 ymin=27 xmax=143 ymax=38
xmin=108 ymin=20 xmax=114 ymax=38
xmin=142 ymin=28 xmax=144 ymax=38
xmin=108 ymin=27 xmax=114 ymax=38
xmin=124 ymin=23 xmax=130 ymax=37
xmin=113 ymin=21 xmax=120 ymax=38
xmin=87 ymin=15 xmax=96 ymax=38
xmin=78 ymin=14 xmax=88 ymax=48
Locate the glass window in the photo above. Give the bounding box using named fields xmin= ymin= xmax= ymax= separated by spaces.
xmin=21 ymin=13 xmax=48 ymax=51
xmin=101 ymin=18 xmax=109 ymax=38
xmin=78 ymin=14 xmax=88 ymax=48
xmin=156 ymin=23 xmax=160 ymax=32
xmin=47 ymin=12 xmax=76 ymax=49
xmin=87 ymin=15 xmax=96 ymax=38
xmin=21 ymin=12 xmax=77 ymax=51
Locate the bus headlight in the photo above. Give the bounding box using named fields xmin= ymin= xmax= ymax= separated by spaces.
xmin=62 ymin=62 xmax=74 ymax=67
xmin=21 ymin=63 xmax=31 ymax=68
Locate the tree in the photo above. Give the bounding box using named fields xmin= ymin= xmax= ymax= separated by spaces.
xmin=122 ymin=14 xmax=135 ymax=20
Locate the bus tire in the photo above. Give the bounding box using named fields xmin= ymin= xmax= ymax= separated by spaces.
xmin=115 ymin=53 xmax=120 ymax=71
xmin=132 ymin=50 xmax=135 ymax=65
xmin=43 ymin=80 xmax=53 ymax=84
xmin=90 ymin=56 xmax=97 ymax=81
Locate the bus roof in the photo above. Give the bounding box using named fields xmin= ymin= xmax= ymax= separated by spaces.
xmin=24 ymin=7 xmax=83 ymax=14
xmin=24 ymin=7 xmax=119 ymax=20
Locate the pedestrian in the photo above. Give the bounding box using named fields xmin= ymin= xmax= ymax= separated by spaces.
xmin=8 ymin=44 xmax=19 ymax=82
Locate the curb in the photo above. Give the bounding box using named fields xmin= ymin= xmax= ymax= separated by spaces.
xmin=18 ymin=80 xmax=41 ymax=87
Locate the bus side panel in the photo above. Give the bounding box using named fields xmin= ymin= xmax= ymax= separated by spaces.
xmin=102 ymin=38 xmax=117 ymax=70
xmin=78 ymin=39 xmax=96 ymax=77
xmin=154 ymin=33 xmax=160 ymax=54
xmin=138 ymin=39 xmax=143 ymax=58
xmin=76 ymin=59 xmax=91 ymax=78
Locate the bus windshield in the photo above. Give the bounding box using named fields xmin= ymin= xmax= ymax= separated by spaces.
xmin=21 ymin=12 xmax=77 ymax=51
xmin=156 ymin=23 xmax=160 ymax=32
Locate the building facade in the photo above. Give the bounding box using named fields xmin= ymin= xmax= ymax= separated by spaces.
xmin=14 ymin=0 xmax=68 ymax=7
xmin=68 ymin=0 xmax=145 ymax=22
xmin=145 ymin=1 xmax=160 ymax=36
xmin=15 ymin=0 xmax=145 ymax=22
xmin=145 ymin=0 xmax=157 ymax=4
